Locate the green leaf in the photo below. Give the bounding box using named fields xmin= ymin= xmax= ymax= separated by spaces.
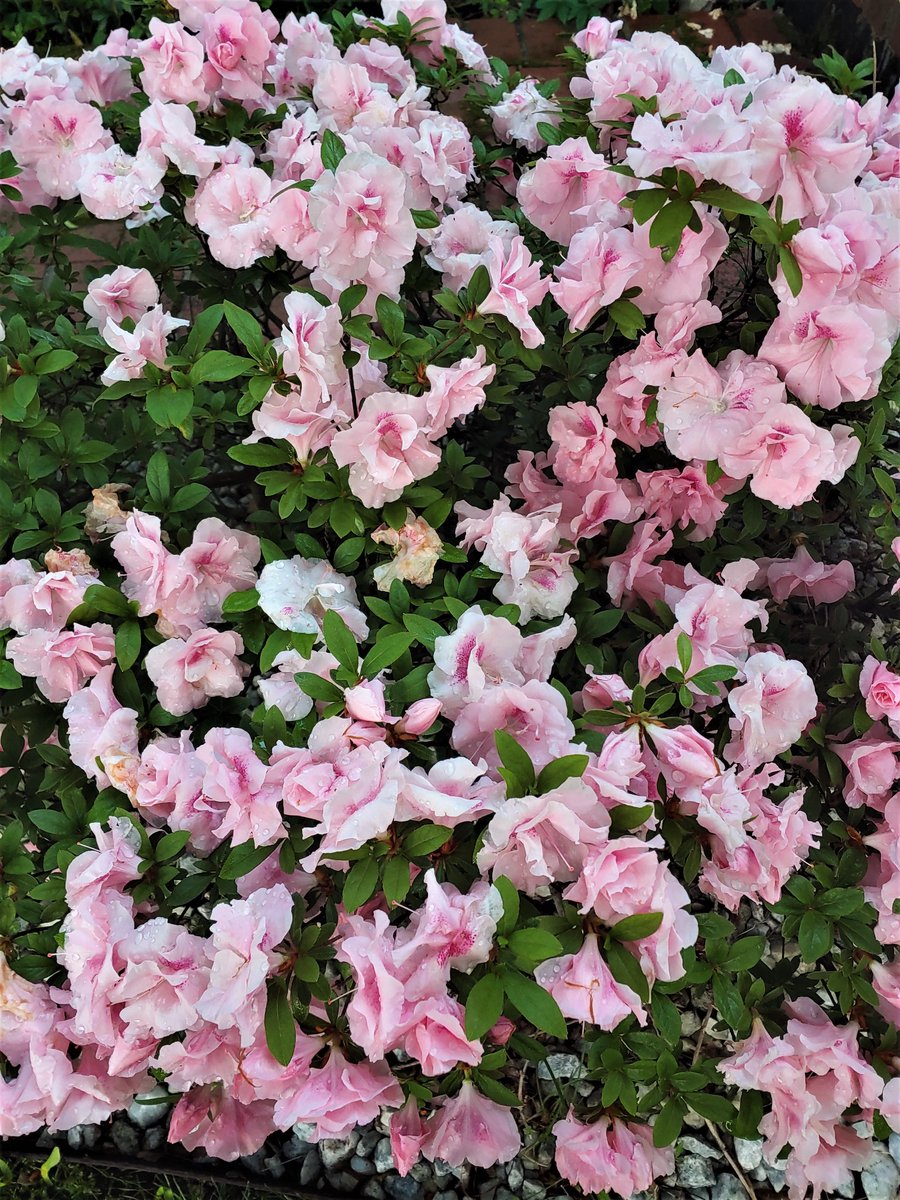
xmin=39 ymin=1147 xmax=61 ymax=1183
xmin=294 ymin=671 xmax=343 ymax=702
xmin=402 ymin=823 xmax=451 ymax=857
xmin=653 ymin=1098 xmax=685 ymax=1147
xmin=115 ymin=620 xmax=142 ymax=671
xmin=264 ymin=981 xmax=296 ymax=1067
xmin=464 ymin=972 xmax=505 ymax=1039
xmin=501 ymin=969 xmax=567 ymax=1038
xmin=155 ymin=830 xmax=191 ymax=861
xmin=649 ymin=199 xmax=694 ymax=252
xmin=535 ymin=754 xmax=589 ymax=794
xmin=778 ymin=245 xmax=803 ymax=298
xmin=184 ymin=303 xmax=224 ymax=358
xmin=471 ymin=1073 xmax=520 ymax=1107
xmin=382 ymin=856 xmax=411 ymax=904
xmin=467 ymin=264 xmax=491 ymax=309
xmin=652 ymin=993 xmax=681 ymax=1046
xmin=34 ymin=349 xmax=77 ymax=375
xmin=223 ymin=301 xmax=266 ymax=361
xmin=146 ymin=449 xmax=171 ymax=503
xmin=411 ymin=208 xmax=440 ymax=229
xmin=712 ymin=972 xmax=746 ymax=1029
xmin=507 ymin=928 xmax=563 ymax=964
xmin=798 ymin=911 xmax=833 ymax=963
xmin=611 ymin=912 xmax=663 ymax=941
xmin=342 ymin=856 xmax=380 ymax=912
xmin=494 ymin=875 xmax=520 ymax=935
xmin=322 ymin=610 xmax=360 ymax=676
xmin=610 ymin=803 xmax=654 ymax=832
xmin=190 ymin=350 xmax=254 ymax=383
xmin=494 ymin=729 xmax=536 ymax=798
xmin=221 ymin=588 xmax=259 ymax=615
xmin=698 ymin=186 xmax=768 ymax=218
xmin=220 ymin=841 xmax=276 ymax=880
xmin=375 ymin=295 xmax=405 ymax=345
xmin=360 ymin=632 xmax=415 ymax=679
xmin=320 ymin=128 xmax=347 ymax=172
xmin=726 ymin=936 xmax=765 ymax=971
xmin=686 ymin=1092 xmax=737 ymax=1122
xmin=402 ymin=613 xmax=445 ymax=652
xmin=676 ymin=632 xmax=692 ymax=675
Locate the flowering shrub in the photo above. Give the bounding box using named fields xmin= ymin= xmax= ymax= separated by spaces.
xmin=0 ymin=6 xmax=899 ymax=1199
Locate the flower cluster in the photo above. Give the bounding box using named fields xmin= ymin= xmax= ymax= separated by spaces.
xmin=0 ymin=7 xmax=898 ymax=1200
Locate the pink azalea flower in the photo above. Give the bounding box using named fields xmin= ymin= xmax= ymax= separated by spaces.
xmin=553 ymin=1112 xmax=674 ymax=1198
xmin=331 ymin=392 xmax=440 ymax=509
xmin=422 ymin=1080 xmax=521 ymax=1168
xmin=100 ymin=306 xmax=189 ymax=385
xmin=478 ymin=235 xmax=551 ymax=350
xmin=137 ymin=18 xmax=209 ymax=106
xmin=273 ymin=1048 xmax=404 ymax=1136
xmin=725 ymin=652 xmax=818 ymax=769
xmin=198 ymin=727 xmax=286 ymax=848
xmin=9 ymin=622 xmax=115 ymax=702
xmin=145 ymin=627 xmax=248 ymax=716
xmin=451 ymin=679 xmax=575 ymax=775
xmin=200 ymin=2 xmax=277 ymax=104
xmin=551 ymin=223 xmax=642 ymax=331
xmin=860 ymin=656 xmax=900 ymax=737
xmin=63 ymin=665 xmax=140 ymax=797
xmin=834 ymin=726 xmax=900 ymax=810
xmin=390 ymin=1096 xmax=427 ymax=1176
xmin=191 ymin=163 xmax=275 ymax=269
xmin=257 ymin=555 xmax=367 ymax=639
xmin=488 ymin=79 xmax=561 ymax=152
xmin=168 ymin=1087 xmax=274 ymax=1161
xmin=83 ymin=266 xmax=159 ymax=333
xmin=139 ymin=100 xmax=219 ymax=178
xmin=535 ymin=931 xmax=645 ymax=1028
xmin=518 ymin=137 xmax=627 ymax=245
xmin=196 ymin=883 xmax=292 ymax=1045
xmin=10 ymin=95 xmax=111 ymax=199
xmin=424 ymin=204 xmax=518 ymax=292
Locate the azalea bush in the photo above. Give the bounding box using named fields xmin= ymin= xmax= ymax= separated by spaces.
xmin=0 ymin=5 xmax=899 ymax=1199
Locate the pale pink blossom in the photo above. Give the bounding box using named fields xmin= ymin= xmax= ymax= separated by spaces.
xmin=146 ymin=628 xmax=248 ymax=716
xmin=10 ymin=95 xmax=111 ymax=199
xmin=138 ymin=18 xmax=209 ymax=106
xmin=9 ymin=622 xmax=115 ymax=702
xmin=273 ymin=1048 xmax=404 ymax=1135
xmin=535 ymin=932 xmax=645 ymax=1028
xmin=551 ymin=225 xmax=640 ymax=331
xmin=553 ymin=1113 xmax=674 ymax=1199
xmin=422 ymin=1081 xmax=521 ymax=1168
xmin=860 ymin=656 xmax=900 ymax=737
xmin=423 ymin=204 xmax=517 ymax=292
xmin=63 ymin=666 xmax=140 ymax=797
xmin=101 ymin=306 xmax=189 ymax=385
xmin=331 ymin=392 xmax=440 ymax=509
xmin=257 ymin=556 xmax=367 ymax=639
xmin=572 ymin=17 xmax=623 ymax=58
xmin=84 ymin=266 xmax=159 ymax=333
xmin=834 ymin=727 xmax=900 ymax=810
xmin=488 ymin=79 xmax=561 ymax=152
xmin=478 ymin=235 xmax=550 ymax=350
xmin=726 ymin=653 xmax=818 ymax=769
xmin=191 ymin=163 xmax=275 ymax=269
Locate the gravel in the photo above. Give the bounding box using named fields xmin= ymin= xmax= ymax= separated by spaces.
xmin=676 ymin=1155 xmax=717 ymax=1189
xmin=127 ymin=1087 xmax=169 ymax=1129
xmin=733 ymin=1137 xmax=764 ymax=1171
xmin=710 ymin=1175 xmax=746 ymax=1200
xmin=860 ymin=1147 xmax=900 ymax=1200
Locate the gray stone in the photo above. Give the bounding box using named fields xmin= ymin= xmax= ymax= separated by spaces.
xmin=507 ymin=1159 xmax=525 ymax=1191
xmin=374 ymin=1137 xmax=395 ymax=1173
xmin=360 ymin=1127 xmax=382 ymax=1153
xmin=677 ymin=1155 xmax=716 ymax=1189
xmin=144 ymin=1128 xmax=165 ymax=1152
xmin=361 ymin=1184 xmax=386 ymax=1200
xmin=292 ymin=1121 xmax=318 ymax=1142
xmin=351 ymin=1154 xmax=376 ymax=1176
xmin=710 ymin=1175 xmax=745 ymax=1200
xmin=82 ymin=1125 xmax=101 ymax=1149
xmin=109 ymin=1120 xmax=140 ymax=1156
xmin=35 ymin=1131 xmax=55 ymax=1150
xmin=522 ymin=1182 xmax=546 ymax=1200
xmin=263 ymin=1155 xmax=285 ymax=1180
xmin=861 ymin=1148 xmax=900 ymax=1200
xmin=733 ymin=1138 xmax=763 ymax=1171
xmin=320 ymin=1133 xmax=359 ymax=1169
xmin=384 ymin=1178 xmax=424 ymax=1200
xmin=127 ymin=1086 xmax=169 ymax=1128
xmin=283 ymin=1132 xmax=313 ymax=1161
xmin=300 ymin=1147 xmax=321 ymax=1187
xmin=241 ymin=1150 xmax=268 ymax=1175
xmin=831 ymin=1175 xmax=855 ymax=1199
xmin=434 ymin=1192 xmax=459 ymax=1200
xmin=765 ymin=1167 xmax=787 ymax=1193
xmin=409 ymin=1161 xmax=434 ymax=1183
xmin=679 ymin=1136 xmax=721 ymax=1159
xmin=336 ymin=1172 xmax=360 ymax=1194
xmin=537 ymin=1053 xmax=584 ymax=1081
xmin=67 ymin=1127 xmax=84 ymax=1151
xmin=890 ymin=1132 xmax=900 ymax=1170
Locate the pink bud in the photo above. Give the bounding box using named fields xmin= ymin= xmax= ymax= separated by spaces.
xmin=397 ymin=698 xmax=442 ymax=736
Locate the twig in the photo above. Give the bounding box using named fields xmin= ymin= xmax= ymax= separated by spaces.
xmin=703 ymin=1118 xmax=759 ymax=1200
